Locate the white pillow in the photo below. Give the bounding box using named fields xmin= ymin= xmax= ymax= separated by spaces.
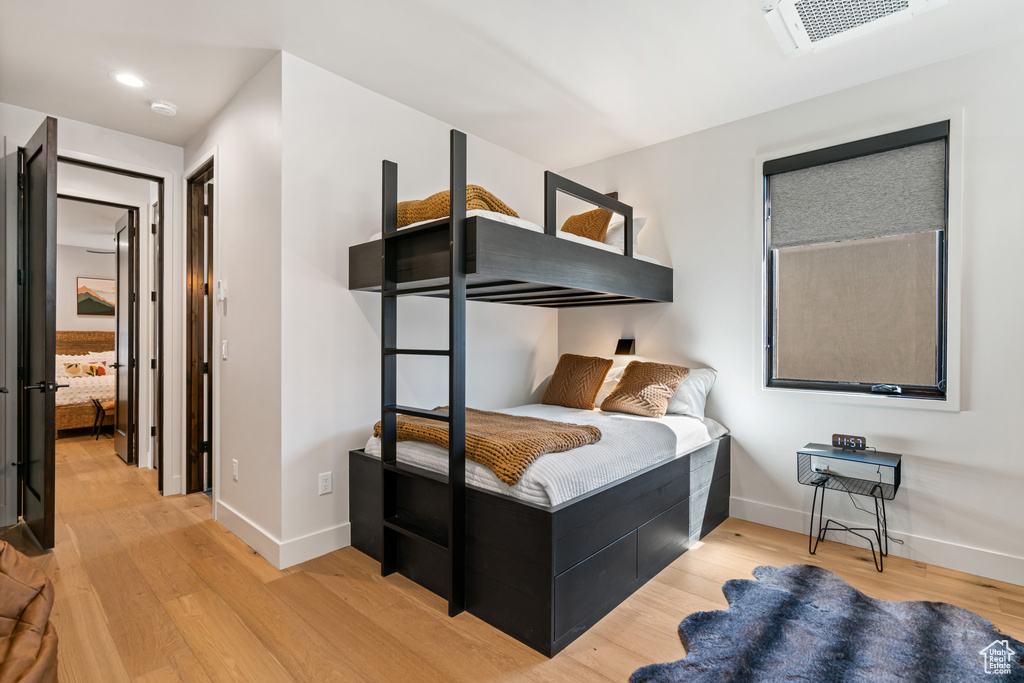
xmin=603 ymin=217 xmax=647 ymax=251
xmin=666 ymin=367 xmax=717 ymax=419
xmin=595 ymin=365 xmax=626 ymax=408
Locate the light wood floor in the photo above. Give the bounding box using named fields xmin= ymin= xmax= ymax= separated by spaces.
xmin=16 ymin=433 xmax=1024 ymax=682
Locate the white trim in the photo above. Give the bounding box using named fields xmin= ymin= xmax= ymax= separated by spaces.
xmin=278 ymin=523 xmax=351 ymax=569
xmin=730 ymin=497 xmax=1024 ymax=586
xmin=215 ymin=498 xmax=351 ymax=570
xmin=754 ymin=107 xmax=964 ymax=412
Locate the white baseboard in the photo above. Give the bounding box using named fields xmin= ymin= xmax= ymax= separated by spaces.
xmin=731 ymin=496 xmax=1024 ymax=586
xmin=214 ymin=500 xmax=350 ymax=570
xmin=162 ymin=474 xmax=183 ymax=497
xmin=278 ymin=522 xmax=351 ymax=569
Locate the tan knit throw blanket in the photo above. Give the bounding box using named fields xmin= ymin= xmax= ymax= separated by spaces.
xmin=373 ymin=408 xmax=601 ymax=486
xmin=396 ymin=186 xmax=519 ymax=228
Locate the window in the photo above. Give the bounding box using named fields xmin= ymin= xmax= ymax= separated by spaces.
xmin=764 ymin=121 xmax=949 ymax=400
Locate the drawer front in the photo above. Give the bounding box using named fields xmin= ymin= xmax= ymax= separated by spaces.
xmin=554 ymin=530 xmax=638 ymax=639
xmin=637 ymin=498 xmax=691 ymax=581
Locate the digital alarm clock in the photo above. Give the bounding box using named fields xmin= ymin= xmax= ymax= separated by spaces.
xmin=832 ymin=433 xmax=867 ymax=450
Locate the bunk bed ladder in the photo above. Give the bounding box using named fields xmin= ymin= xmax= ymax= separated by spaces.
xmin=379 ymin=130 xmax=467 ymax=617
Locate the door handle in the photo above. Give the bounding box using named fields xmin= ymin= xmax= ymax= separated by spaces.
xmin=109 ymin=363 xmax=120 ymax=369
xmin=23 ymin=383 xmax=46 ymax=392
xmin=51 ymin=382 xmax=70 ymax=392
xmin=0 ymin=387 xmax=8 ymax=393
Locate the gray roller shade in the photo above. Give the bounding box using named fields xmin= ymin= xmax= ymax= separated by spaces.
xmin=770 ymin=140 xmax=946 ymax=249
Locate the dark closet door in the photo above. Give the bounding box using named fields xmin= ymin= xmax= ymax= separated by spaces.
xmin=114 ymin=212 xmax=134 ymax=464
xmin=19 ymin=117 xmax=57 ymax=549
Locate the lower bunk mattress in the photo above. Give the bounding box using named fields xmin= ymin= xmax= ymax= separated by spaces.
xmin=364 ymin=403 xmax=728 ymax=507
xmin=350 ymin=407 xmax=731 ymax=656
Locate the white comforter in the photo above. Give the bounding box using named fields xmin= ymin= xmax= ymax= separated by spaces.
xmin=364 ymin=403 xmax=727 ymax=507
xmin=56 ymin=375 xmax=115 ymax=407
xmin=370 ymin=209 xmax=661 ymax=264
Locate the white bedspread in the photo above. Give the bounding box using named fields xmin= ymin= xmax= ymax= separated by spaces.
xmin=364 ymin=404 xmax=727 ymax=507
xmin=56 ymin=375 xmax=115 ymax=407
xmin=370 ymin=209 xmax=661 ymax=264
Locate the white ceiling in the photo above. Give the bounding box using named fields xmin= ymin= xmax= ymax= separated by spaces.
xmin=3 ymin=0 xmax=1024 ymax=168
xmin=57 ymin=199 xmax=124 ymax=251
xmin=56 ymin=162 xmax=153 ymax=249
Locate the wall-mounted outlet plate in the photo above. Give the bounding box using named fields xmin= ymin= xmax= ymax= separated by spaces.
xmin=318 ymin=471 xmax=332 ymax=496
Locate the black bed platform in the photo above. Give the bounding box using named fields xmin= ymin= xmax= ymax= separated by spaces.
xmin=349 ymin=436 xmax=730 ymax=656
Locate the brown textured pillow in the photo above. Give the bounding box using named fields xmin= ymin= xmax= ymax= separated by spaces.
xmin=560 ymin=207 xmax=613 ymax=242
xmin=600 ymin=361 xmax=690 ymax=418
xmin=541 ymin=354 xmax=614 ymax=410
xmin=397 ymin=185 xmax=519 ymax=228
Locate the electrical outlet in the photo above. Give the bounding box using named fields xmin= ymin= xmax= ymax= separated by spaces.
xmin=232 ymin=459 xmax=238 ymax=481
xmin=318 ymin=471 xmax=332 ymax=496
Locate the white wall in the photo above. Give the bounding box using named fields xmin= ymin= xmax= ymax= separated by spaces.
xmin=557 ymin=39 xmax=1024 ymax=584
xmin=184 ymin=55 xmax=284 ymax=547
xmin=0 ymin=101 xmax=184 ymax=478
xmin=56 ymin=245 xmax=115 ymax=332
xmin=277 ymin=53 xmax=558 ymax=566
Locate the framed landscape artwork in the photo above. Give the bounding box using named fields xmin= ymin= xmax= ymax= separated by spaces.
xmin=77 ymin=277 xmax=116 ymax=316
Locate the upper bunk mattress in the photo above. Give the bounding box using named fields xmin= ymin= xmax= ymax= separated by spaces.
xmin=369 ymin=209 xmax=662 ymax=264
xmin=364 ymin=403 xmax=728 ymax=507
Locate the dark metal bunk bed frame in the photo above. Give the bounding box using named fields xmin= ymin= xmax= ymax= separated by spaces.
xmin=348 ymin=130 xmax=731 ymax=656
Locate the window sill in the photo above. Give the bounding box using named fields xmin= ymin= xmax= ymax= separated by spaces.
xmin=759 ymin=384 xmax=960 ymax=413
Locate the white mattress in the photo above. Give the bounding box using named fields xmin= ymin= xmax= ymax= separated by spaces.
xmin=364 ymin=403 xmax=728 ymax=507
xmin=370 ymin=209 xmax=661 ymax=264
xmin=56 ymin=375 xmax=115 ymax=407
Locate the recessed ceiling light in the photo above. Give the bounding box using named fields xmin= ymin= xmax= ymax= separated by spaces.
xmin=110 ymin=71 xmax=149 ymax=88
xmin=150 ymin=100 xmax=178 ymax=117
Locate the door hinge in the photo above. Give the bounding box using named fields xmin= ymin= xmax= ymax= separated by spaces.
xmin=202 ymin=362 xmax=209 ymax=374
xmin=132 ymin=358 xmax=137 ymax=368
xmin=199 ymin=441 xmax=210 ymax=454
xmin=17 ymin=269 xmax=24 ymax=286
xmin=150 ymin=358 xmax=157 ymax=370
xmin=151 ymin=426 xmax=157 ymax=437
xmin=131 ymin=292 xmax=136 ymax=303
xmin=151 ymin=291 xmax=157 ymax=302
xmin=17 ymin=367 xmax=24 ymax=380
xmin=17 ymin=173 xmax=25 ymax=190
xmin=203 ymin=282 xmax=209 ymax=296
xmin=132 ymin=227 xmax=137 ymax=238
xmin=202 ymin=204 xmax=209 ymax=217
xmin=151 ymin=223 xmax=157 ymax=235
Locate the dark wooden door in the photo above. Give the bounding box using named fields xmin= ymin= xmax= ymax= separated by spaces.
xmin=19 ymin=117 xmax=57 ymax=549
xmin=186 ymin=163 xmax=213 ymax=493
xmin=113 ymin=213 xmax=136 ymax=464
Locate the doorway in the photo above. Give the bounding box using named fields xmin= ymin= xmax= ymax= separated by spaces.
xmin=186 ymin=160 xmax=214 ymax=494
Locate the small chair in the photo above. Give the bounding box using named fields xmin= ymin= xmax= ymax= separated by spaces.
xmin=90 ymin=398 xmax=115 ymax=439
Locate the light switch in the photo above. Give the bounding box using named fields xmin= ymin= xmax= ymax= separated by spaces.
xmin=221 ymin=340 xmax=228 ymax=360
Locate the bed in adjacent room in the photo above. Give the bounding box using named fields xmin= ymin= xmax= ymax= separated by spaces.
xmin=54 ymin=331 xmax=116 ymax=435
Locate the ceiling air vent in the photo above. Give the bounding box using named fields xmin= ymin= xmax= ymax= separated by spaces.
xmin=760 ymin=0 xmax=946 ymax=56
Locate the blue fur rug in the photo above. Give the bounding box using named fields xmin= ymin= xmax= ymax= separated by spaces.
xmin=631 ymin=564 xmax=1024 ymax=682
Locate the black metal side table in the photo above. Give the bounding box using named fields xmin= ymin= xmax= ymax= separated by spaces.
xmin=797 ymin=443 xmax=902 ymax=572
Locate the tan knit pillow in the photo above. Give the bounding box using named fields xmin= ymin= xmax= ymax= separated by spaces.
xmin=600 ymin=361 xmax=690 ymax=418
xmin=560 ymin=207 xmax=613 ymax=243
xmin=396 ymin=185 xmax=519 ymax=228
xmin=541 ymin=354 xmax=614 ymax=410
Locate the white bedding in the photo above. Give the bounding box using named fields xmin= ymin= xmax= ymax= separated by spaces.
xmin=56 ymin=375 xmax=115 ymax=407
xmin=370 ymin=209 xmax=661 ymax=264
xmin=364 ymin=403 xmax=728 ymax=507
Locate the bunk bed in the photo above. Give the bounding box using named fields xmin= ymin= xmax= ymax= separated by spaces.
xmin=347 ymin=130 xmax=730 ymax=657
